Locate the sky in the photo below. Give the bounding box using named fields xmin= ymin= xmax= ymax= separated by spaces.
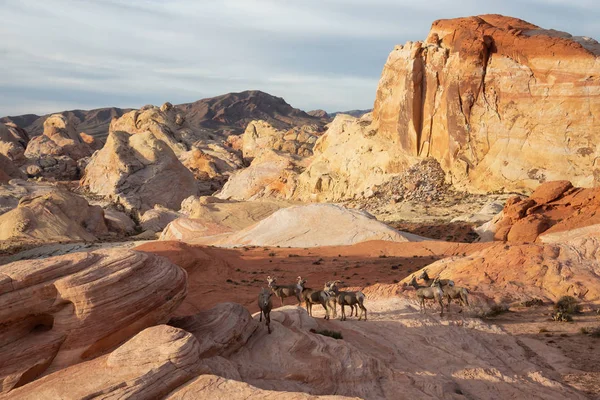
xmin=1 ymin=0 xmax=600 ymax=116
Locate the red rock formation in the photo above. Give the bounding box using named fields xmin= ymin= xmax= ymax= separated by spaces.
xmin=491 ymin=181 xmax=600 ymax=242
xmin=373 ymin=15 xmax=600 ymax=192
xmin=0 ymin=250 xmax=187 ymax=393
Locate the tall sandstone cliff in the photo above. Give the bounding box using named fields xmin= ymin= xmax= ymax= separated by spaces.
xmin=373 ymin=15 xmax=600 ymax=192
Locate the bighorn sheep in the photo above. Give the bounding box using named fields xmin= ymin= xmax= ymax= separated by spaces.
xmin=266 ymin=275 xmax=302 ymax=306
xmin=326 ymin=280 xmax=367 ymax=321
xmin=442 ymin=285 xmax=469 ymax=309
xmin=298 ymin=279 xmax=335 ymax=319
xmin=418 ymin=269 xmax=454 ymax=287
xmin=415 ymin=277 xmax=444 ymax=316
xmin=258 ymin=287 xmax=273 ymax=334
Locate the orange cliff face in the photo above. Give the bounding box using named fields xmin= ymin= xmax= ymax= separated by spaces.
xmin=373 ymin=14 xmax=600 ymax=193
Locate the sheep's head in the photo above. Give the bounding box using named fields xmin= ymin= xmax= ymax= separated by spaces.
xmin=266 ymin=276 xmax=276 ymax=287
xmin=431 ymin=277 xmax=442 ymax=287
xmin=418 ymin=270 xmax=429 ymax=280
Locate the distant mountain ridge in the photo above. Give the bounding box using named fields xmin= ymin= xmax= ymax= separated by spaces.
xmin=1 ymin=90 xmax=327 ymax=140
xmin=328 ymin=109 xmax=372 ymax=118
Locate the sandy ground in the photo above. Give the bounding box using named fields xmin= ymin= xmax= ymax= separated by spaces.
xmin=487 ymin=305 xmax=600 ymax=398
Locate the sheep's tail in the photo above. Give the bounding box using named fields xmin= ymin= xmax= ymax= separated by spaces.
xmin=357 ymin=291 xmax=366 ymax=305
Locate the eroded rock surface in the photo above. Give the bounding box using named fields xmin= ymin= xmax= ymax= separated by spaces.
xmin=373 ymin=15 xmax=600 ymax=192
xmin=81 ymin=130 xmax=198 ymax=212
xmin=0 ymin=250 xmax=187 ymax=393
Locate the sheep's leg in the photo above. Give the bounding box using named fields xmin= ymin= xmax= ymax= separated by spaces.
xmin=438 ymin=297 xmax=444 ymax=317
xmin=266 ymin=312 xmax=271 ymax=334
xmin=359 ymin=303 xmax=367 ymax=321
xmin=340 ymin=304 xmax=346 ymax=321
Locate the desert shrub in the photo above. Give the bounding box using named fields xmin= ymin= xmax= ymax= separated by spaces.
xmin=554 ymin=296 xmax=581 ymax=314
xmin=580 ymin=326 xmax=600 ymax=337
xmin=310 ymin=328 xmax=343 ymax=340
xmin=268 ymin=252 xmax=276 ymax=257
xmin=539 ymin=327 xmax=548 ymax=333
xmin=288 ymin=254 xmax=300 ymax=258
xmin=552 ymin=311 xmax=573 ymax=322
xmin=521 ymin=298 xmax=544 ymax=307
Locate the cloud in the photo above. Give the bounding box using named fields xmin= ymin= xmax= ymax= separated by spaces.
xmin=1 ymin=0 xmax=599 ymax=116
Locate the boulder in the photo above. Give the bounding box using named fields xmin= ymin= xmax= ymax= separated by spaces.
xmin=0 ymin=250 xmax=187 ymax=392
xmin=372 ymin=15 xmax=600 ymax=192
xmin=24 ymin=114 xmax=93 ymax=161
xmin=0 ymin=122 xmax=29 ymax=164
xmin=216 ymin=150 xmax=302 ymax=201
xmin=213 ymin=204 xmax=426 ymax=247
xmin=81 ymin=130 xmax=198 ymax=212
xmin=103 ymin=208 xmax=137 ymax=235
xmin=0 ymin=187 xmax=109 ymax=248
xmin=242 ymin=120 xmax=318 ymax=160
xmin=140 ymin=206 xmax=182 ymax=233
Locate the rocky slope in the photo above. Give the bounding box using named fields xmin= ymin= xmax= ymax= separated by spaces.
xmin=372 ymin=14 xmax=600 ymax=192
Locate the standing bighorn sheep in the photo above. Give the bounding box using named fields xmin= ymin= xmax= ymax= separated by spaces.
xmin=258 ymin=287 xmax=273 ymax=334
xmin=298 ymin=278 xmax=335 ymax=319
xmin=326 ymin=280 xmax=367 ymax=321
xmin=442 ymin=285 xmax=469 ymax=309
xmin=415 ymin=277 xmax=445 ymax=316
xmin=266 ymin=275 xmax=302 ymax=306
xmin=419 ymin=269 xmax=454 ymax=287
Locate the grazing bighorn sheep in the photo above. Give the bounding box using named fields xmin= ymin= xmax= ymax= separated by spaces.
xmin=415 ymin=277 xmax=444 ymax=316
xmin=298 ymin=279 xmax=335 ymax=319
xmin=258 ymin=287 xmax=273 ymax=334
xmin=266 ymin=275 xmax=302 ymax=306
xmin=418 ymin=269 xmax=454 ymax=287
xmin=326 ymin=280 xmax=367 ymax=321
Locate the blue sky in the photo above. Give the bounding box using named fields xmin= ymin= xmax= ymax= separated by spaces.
xmin=1 ymin=0 xmax=599 ymax=116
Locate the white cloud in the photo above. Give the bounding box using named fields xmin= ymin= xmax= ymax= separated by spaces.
xmin=1 ymin=0 xmax=599 ymax=116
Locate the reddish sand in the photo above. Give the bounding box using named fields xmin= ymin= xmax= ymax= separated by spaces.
xmin=134 ymin=240 xmax=491 ymax=316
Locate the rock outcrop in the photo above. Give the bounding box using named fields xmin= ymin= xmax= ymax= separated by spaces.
xmin=242 ymin=120 xmax=319 ymax=160
xmin=0 ymin=250 xmax=187 ymax=393
xmin=161 ymin=196 xmax=286 ymax=243
xmin=212 ymin=204 xmax=425 ymax=247
xmin=81 ymin=130 xmax=198 ymax=212
xmin=0 ymin=187 xmax=109 ymax=248
xmin=217 ymin=150 xmax=305 ymax=200
xmin=140 ymin=206 xmax=182 ymax=233
xmin=0 ymin=155 xmax=25 ymax=183
xmin=481 ymin=181 xmax=600 ymax=243
xmin=21 ymin=114 xmax=93 ymax=180
xmin=0 ymin=122 xmax=29 ymax=164
xmin=403 ymin=239 xmax=600 ymax=307
xmin=217 ymin=114 xmax=414 ymax=202
xmin=373 ymin=15 xmax=600 ymax=192
xmin=3 ymin=325 xmax=201 ymax=399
